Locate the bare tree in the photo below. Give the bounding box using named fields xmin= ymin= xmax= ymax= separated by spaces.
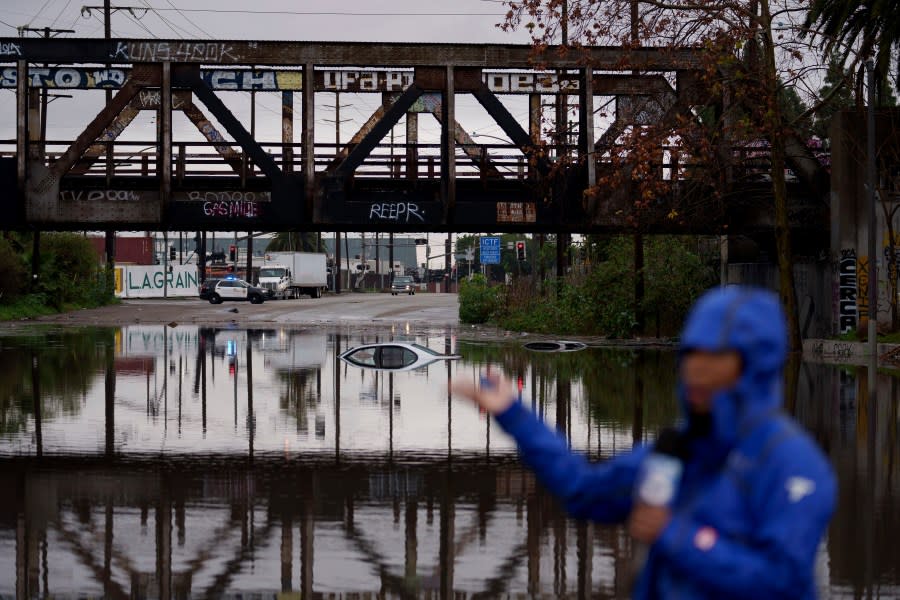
xmin=501 ymin=0 xmax=835 ymax=350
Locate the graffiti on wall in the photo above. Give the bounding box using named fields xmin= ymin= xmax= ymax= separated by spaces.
xmin=839 ymin=249 xmax=858 ymax=333
xmin=883 ymin=233 xmax=900 ymax=302
xmin=857 ymin=255 xmax=870 ymax=325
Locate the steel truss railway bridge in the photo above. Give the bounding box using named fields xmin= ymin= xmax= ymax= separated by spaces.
xmin=1 ymin=37 xmax=827 ymax=240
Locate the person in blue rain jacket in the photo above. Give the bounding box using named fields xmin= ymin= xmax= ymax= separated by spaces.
xmin=452 ymin=286 xmax=836 ymax=599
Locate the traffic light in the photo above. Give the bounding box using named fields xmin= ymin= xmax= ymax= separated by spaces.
xmin=169 ymin=246 xmax=176 ymax=261
xmin=229 ymin=245 xmax=237 ymax=262
xmin=516 ymin=241 xmax=526 ymax=261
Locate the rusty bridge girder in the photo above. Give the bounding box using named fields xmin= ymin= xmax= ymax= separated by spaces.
xmin=0 ymin=37 xmax=827 ymax=234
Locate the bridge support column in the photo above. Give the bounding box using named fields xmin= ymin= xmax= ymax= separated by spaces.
xmin=282 ymin=91 xmax=293 ymax=172
xmin=579 ymin=67 xmax=596 ymax=188
xmin=406 ymin=112 xmax=418 ymax=179
xmin=441 ymin=66 xmax=456 ymax=222
xmin=27 ymin=75 xmax=41 ymax=162
xmin=302 ymin=63 xmax=315 ymax=218
xmin=160 ymin=62 xmax=172 ymax=214
xmin=16 ymin=59 xmax=27 ymax=197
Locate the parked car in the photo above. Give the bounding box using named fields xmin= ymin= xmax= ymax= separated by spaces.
xmin=391 ymin=275 xmax=416 ymax=296
xmin=340 ymin=342 xmax=460 ymax=372
xmin=198 ymin=278 xmax=222 ymax=300
xmin=205 ymin=277 xmax=266 ymax=304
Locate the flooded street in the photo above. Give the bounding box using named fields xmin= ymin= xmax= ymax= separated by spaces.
xmin=0 ymin=324 xmax=897 ymax=598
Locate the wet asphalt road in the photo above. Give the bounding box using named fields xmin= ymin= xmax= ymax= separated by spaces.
xmin=14 ymin=292 xmax=461 ymax=329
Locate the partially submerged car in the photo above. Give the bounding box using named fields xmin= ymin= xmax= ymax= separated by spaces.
xmin=523 ymin=340 xmax=587 ymax=352
xmin=340 ymin=342 xmax=460 ymax=371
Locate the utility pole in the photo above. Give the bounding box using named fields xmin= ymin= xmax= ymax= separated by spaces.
xmin=866 ymin=60 xmax=877 ymax=407
xmin=555 ymin=0 xmax=569 ymax=296
xmin=325 ymin=92 xmax=351 ymax=295
xmin=631 ymin=0 xmax=645 ymax=333
xmin=389 ymin=233 xmax=395 ymax=282
xmin=335 ymin=232 xmax=342 ymax=293
xmin=104 ymin=0 xmax=116 ymax=296
xmin=19 ymin=25 xmax=74 ymax=290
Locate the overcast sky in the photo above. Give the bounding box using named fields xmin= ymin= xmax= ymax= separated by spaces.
xmin=0 ymin=0 xmax=524 ymax=43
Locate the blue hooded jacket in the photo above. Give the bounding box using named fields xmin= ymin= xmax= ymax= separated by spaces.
xmin=494 ymin=286 xmax=836 ymax=599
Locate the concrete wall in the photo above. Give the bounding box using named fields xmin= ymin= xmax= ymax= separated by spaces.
xmin=830 ymin=109 xmax=900 ymax=334
xmin=728 ymin=261 xmax=833 ymax=339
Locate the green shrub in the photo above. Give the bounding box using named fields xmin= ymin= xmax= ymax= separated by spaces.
xmin=37 ymin=233 xmax=112 ymax=308
xmin=494 ymin=235 xmax=715 ymax=338
xmin=459 ymin=274 xmax=499 ymax=324
xmin=0 ymin=237 xmax=27 ymax=303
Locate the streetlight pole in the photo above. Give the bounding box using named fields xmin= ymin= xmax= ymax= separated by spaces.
xmin=866 ymin=60 xmax=877 ymax=386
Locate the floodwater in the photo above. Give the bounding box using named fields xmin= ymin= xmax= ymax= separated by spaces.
xmin=0 ymin=325 xmax=897 ymax=598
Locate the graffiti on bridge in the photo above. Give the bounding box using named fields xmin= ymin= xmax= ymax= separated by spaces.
xmin=368 ymin=202 xmax=425 ymax=223
xmin=111 ymin=41 xmax=239 ymax=63
xmin=60 ymin=189 xmax=143 ymax=202
xmin=0 ymin=42 xmax=21 ymax=56
xmin=3 ymin=67 xmax=584 ymax=94
xmin=137 ymin=89 xmax=186 ymax=110
xmin=839 ymin=249 xmax=857 ymax=334
xmin=179 ymin=191 xmax=270 ymax=220
xmin=0 ymin=67 xmax=126 ymax=89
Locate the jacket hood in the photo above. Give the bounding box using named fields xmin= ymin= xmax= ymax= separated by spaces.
xmin=678 ymin=286 xmax=787 ymax=453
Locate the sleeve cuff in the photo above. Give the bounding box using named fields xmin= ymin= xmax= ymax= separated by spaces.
xmin=655 ymin=513 xmax=697 ymax=558
xmin=494 ymin=399 xmax=532 ymax=432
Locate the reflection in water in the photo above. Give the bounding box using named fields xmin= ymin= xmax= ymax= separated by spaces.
xmin=0 ymin=326 xmax=897 ymax=597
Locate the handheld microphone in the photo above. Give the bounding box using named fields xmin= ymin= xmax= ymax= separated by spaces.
xmin=636 ymin=428 xmax=685 ymax=507
xmin=630 ymin=428 xmax=685 ymax=587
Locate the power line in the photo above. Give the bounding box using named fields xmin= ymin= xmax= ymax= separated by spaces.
xmin=0 ymin=18 xmax=17 ymax=31
xmin=127 ymin=7 xmax=502 ymax=17
xmin=161 ymin=0 xmax=213 ymax=39
xmin=49 ymin=0 xmax=73 ymax=29
xmin=26 ymin=0 xmax=54 ymax=28
xmin=119 ymin=8 xmax=156 ymax=37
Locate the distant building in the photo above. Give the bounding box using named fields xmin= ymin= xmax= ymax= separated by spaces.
xmin=323 ymin=236 xmax=418 ymax=274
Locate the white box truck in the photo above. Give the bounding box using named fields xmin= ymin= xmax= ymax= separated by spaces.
xmin=258 ymin=252 xmax=328 ymax=299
